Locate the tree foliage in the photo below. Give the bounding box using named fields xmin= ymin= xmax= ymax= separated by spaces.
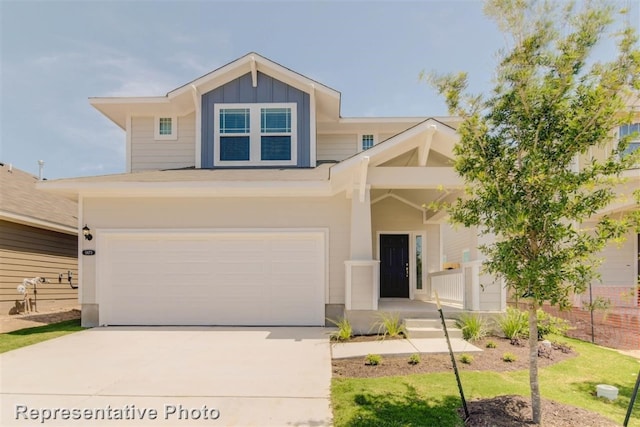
xmin=429 ymin=0 xmax=640 ymax=424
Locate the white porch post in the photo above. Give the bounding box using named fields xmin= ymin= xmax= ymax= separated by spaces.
xmin=345 ymin=184 xmax=379 ymax=310
xmin=350 ymin=185 xmax=372 ymax=260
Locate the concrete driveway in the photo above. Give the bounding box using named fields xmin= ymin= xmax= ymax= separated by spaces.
xmin=0 ymin=327 xmax=332 ymax=426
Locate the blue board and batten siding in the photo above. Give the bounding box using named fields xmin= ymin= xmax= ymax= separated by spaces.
xmin=201 ymin=72 xmax=311 ymax=168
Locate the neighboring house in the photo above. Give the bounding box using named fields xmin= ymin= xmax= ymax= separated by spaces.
xmin=574 ymin=103 xmax=640 ymax=309
xmin=38 ymin=52 xmax=506 ymax=328
xmin=0 ymin=163 xmax=78 ymax=314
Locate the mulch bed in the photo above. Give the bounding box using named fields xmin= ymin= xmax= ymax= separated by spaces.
xmin=333 ymin=337 xmax=621 ymax=426
xmin=463 ymin=395 xmax=619 ymax=426
xmin=332 ymin=337 xmax=575 ymax=378
xmin=0 ymin=309 xmax=81 ymax=333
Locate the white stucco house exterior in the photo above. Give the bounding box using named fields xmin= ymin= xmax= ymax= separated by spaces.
xmin=39 ymin=52 xmax=637 ymax=328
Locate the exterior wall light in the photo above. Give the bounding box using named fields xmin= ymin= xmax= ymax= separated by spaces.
xmin=82 ymin=225 xmax=93 ymax=241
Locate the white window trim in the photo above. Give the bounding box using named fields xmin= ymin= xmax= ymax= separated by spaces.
xmin=617 ymin=123 xmax=640 ymax=166
xmin=214 ymin=103 xmax=297 ymax=167
xmin=358 ymin=133 xmax=377 ymax=152
xmin=375 ymin=230 xmax=426 ymax=300
xmin=154 ymin=116 xmax=178 ymax=140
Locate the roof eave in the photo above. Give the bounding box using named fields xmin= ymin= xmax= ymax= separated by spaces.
xmin=0 ymin=211 xmax=77 ymax=235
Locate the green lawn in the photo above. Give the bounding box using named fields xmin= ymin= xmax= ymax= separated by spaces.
xmin=332 ymin=337 xmax=640 ymax=427
xmin=0 ymin=319 xmax=84 ymax=354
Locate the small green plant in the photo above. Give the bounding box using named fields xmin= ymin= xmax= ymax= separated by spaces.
xmin=408 ymin=353 xmax=421 ymax=365
xmin=364 ymin=354 xmax=382 ymax=366
xmin=327 ymin=317 xmax=352 ymax=342
xmin=582 ymin=296 xmax=612 ymax=322
xmin=459 ymin=354 xmax=474 ymax=364
xmin=502 ymin=352 xmax=517 ymax=362
xmin=485 ymin=340 xmax=497 ymax=349
xmin=536 ymin=309 xmax=571 ymax=339
xmin=371 ymin=312 xmax=407 ymax=339
xmin=455 ymin=313 xmax=489 ymax=341
xmin=498 ymin=307 xmax=529 ymax=341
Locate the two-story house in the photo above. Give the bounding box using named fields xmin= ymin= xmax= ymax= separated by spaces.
xmin=41 ymin=52 xmax=638 ymax=329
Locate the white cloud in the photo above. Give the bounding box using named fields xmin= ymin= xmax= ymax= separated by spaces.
xmin=35 ymin=38 xmax=184 ymax=97
xmin=92 ymin=55 xmax=180 ymax=97
xmin=166 ymin=52 xmax=221 ymax=77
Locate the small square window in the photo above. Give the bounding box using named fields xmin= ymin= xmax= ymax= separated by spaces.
xmin=362 ymin=134 xmax=374 ymax=150
xmin=154 ymin=116 xmax=177 ymax=140
xmin=159 ymin=118 xmax=172 ymax=135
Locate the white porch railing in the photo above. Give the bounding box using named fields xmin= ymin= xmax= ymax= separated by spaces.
xmin=430 ymin=269 xmax=464 ymax=307
xmin=429 ymin=261 xmax=506 ymax=311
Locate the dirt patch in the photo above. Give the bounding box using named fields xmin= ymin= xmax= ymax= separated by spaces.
xmin=463 ymin=395 xmax=618 ymax=426
xmin=332 ymin=337 xmax=576 ymax=378
xmin=0 ymin=309 xmax=80 ymax=333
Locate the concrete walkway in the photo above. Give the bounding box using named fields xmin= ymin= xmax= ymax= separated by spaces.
xmin=0 ymin=327 xmax=332 ymax=426
xmin=331 ymin=337 xmax=482 ymax=359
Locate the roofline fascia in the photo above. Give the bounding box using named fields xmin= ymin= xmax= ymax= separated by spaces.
xmin=40 ymin=181 xmax=335 ymax=198
xmin=89 ymin=96 xmax=172 ymax=105
xmin=0 ymin=211 xmax=77 ymax=235
xmin=337 ymin=116 xmax=461 ymax=124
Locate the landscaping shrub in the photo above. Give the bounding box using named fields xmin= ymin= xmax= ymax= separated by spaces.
xmin=364 ymin=354 xmax=382 ymax=366
xmin=536 ymin=309 xmax=570 ymax=340
xmin=327 ymin=317 xmax=352 ymax=341
xmin=408 ymin=353 xmax=421 ymax=365
xmin=371 ymin=312 xmax=407 ymax=339
xmin=485 ymin=340 xmax=497 ymax=349
xmin=455 ymin=312 xmax=489 ymax=341
xmin=459 ymin=354 xmax=474 ymax=364
xmin=502 ymin=352 xmax=517 ymax=362
xmin=498 ymin=307 xmax=529 ymax=341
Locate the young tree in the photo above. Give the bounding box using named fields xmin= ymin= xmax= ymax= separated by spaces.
xmin=430 ymin=0 xmax=640 ymax=424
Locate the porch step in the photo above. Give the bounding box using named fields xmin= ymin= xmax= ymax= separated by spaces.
xmin=404 ymin=318 xmax=463 ymax=339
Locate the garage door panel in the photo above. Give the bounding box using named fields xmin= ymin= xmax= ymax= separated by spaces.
xmin=100 ymin=231 xmax=325 ymax=326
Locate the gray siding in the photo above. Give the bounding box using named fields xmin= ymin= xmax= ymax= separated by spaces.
xmin=201 ymin=72 xmax=310 ymax=168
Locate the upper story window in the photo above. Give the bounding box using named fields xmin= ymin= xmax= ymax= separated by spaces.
xmin=154 ymin=116 xmax=177 ymax=140
xmin=362 ymin=134 xmax=374 ymax=151
xmin=214 ymin=103 xmax=297 ymax=166
xmin=619 ymin=123 xmax=640 ymax=158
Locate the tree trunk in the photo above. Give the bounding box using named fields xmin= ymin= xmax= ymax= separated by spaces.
xmin=529 ymin=302 xmax=541 ymax=424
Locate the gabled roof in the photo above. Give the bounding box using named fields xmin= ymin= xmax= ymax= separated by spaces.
xmin=331 ymin=118 xmax=459 ymax=173
xmin=90 ymin=52 xmax=342 ymax=129
xmin=0 ymin=163 xmax=77 ymax=234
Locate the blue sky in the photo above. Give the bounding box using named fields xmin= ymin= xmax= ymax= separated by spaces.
xmin=1 ymin=0 xmax=637 ymax=179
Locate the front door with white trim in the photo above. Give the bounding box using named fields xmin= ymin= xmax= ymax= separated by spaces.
xmin=379 ymin=234 xmax=410 ymax=298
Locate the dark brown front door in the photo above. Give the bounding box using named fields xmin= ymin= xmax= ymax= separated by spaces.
xmin=380 ymin=234 xmax=410 ymax=298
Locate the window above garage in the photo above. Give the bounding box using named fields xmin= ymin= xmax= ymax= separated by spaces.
xmin=214 ymin=103 xmax=297 ymax=166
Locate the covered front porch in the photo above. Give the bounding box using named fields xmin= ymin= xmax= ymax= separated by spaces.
xmin=345 ymin=261 xmax=506 ymax=313
xmin=333 ymin=119 xmax=506 ymax=329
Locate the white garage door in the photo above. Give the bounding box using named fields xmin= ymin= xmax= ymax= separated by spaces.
xmin=97 ymin=230 xmax=326 ymax=326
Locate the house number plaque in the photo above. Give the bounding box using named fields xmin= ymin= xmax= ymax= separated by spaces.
xmin=82 ymin=250 xmax=96 ymax=256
